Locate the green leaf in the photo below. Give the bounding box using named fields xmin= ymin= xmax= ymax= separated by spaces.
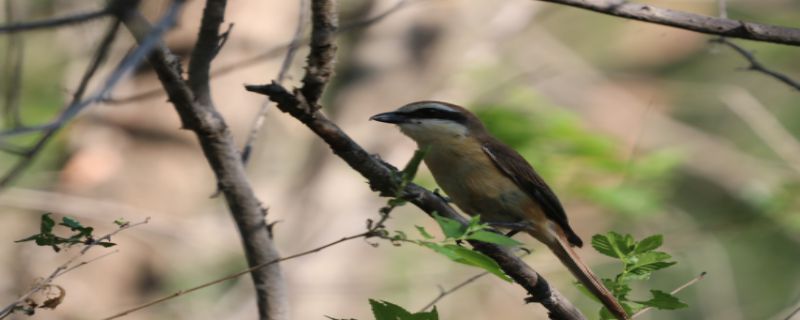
xmin=95 ymin=241 xmax=117 ymax=248
xmin=591 ymin=234 xmax=617 ymax=258
xmin=465 ymin=230 xmax=522 ymax=247
xmin=432 ymin=213 xmax=465 ymax=239
xmin=634 ymin=235 xmax=663 ymax=253
xmin=60 ymin=216 xmax=84 ymax=230
xmin=41 ymin=213 xmax=55 ymax=234
xmin=420 ymin=243 xmax=510 ymax=282
xmin=14 ymin=234 xmax=40 ymax=243
xmin=629 ymin=252 xmax=673 ymax=272
xmin=369 ymin=299 xmax=438 ymax=320
xmin=634 ymin=290 xmax=688 ymax=310
xmin=415 ymin=226 xmax=434 ymax=240
xmin=443 ymin=244 xmax=511 ymax=282
xmin=401 ymin=146 xmax=430 ymax=183
xmin=114 ymin=218 xmax=129 ymax=227
xmin=370 ymin=299 xmax=411 ymax=320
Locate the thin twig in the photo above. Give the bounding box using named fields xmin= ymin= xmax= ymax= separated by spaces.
xmin=101 ymin=229 xmax=379 ymax=320
xmin=240 ymin=0 xmax=309 ymax=165
xmin=631 ymin=272 xmax=707 ymax=318
xmin=0 ymin=218 xmax=149 ymax=319
xmin=418 ymin=272 xmax=490 ymax=312
xmin=0 ymin=7 xmax=109 ymax=33
xmin=711 ymin=38 xmax=800 ymax=91
xmin=533 ymin=0 xmax=800 ymax=46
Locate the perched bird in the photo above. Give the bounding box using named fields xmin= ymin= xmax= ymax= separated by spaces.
xmin=371 ymin=101 xmax=628 ymax=320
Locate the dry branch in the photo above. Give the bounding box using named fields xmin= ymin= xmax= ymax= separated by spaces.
xmin=534 ymin=0 xmax=800 ymax=46
xmin=121 ymin=1 xmax=287 ymax=318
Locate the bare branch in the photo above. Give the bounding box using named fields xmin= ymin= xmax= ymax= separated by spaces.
xmin=240 ymin=0 xmax=309 ymax=165
xmin=533 ymin=0 xmax=800 ymax=46
xmin=300 ymin=0 xmax=338 ymax=105
xmin=418 ymin=272 xmax=490 ymax=312
xmin=631 ymin=272 xmax=706 ymax=318
xmin=711 ymin=38 xmax=800 ymax=91
xmin=0 ymin=1 xmax=181 ymax=190
xmin=122 ymin=1 xmax=288 ymax=318
xmin=0 ymin=7 xmax=109 ymax=34
xmin=101 ymin=229 xmax=376 ymax=320
xmin=0 ymin=218 xmax=149 ymax=319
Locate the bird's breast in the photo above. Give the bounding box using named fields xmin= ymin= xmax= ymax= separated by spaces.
xmin=423 ymin=140 xmax=536 ymax=224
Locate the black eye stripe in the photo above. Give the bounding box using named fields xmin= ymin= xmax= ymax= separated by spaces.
xmin=404 ymin=108 xmax=466 ymax=123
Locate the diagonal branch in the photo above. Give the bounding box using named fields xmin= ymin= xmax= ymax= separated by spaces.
xmin=0 ymin=7 xmax=109 ymax=34
xmin=533 ymin=0 xmax=800 ymax=46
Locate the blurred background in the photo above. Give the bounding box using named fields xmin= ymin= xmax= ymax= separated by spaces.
xmin=1 ymin=0 xmax=800 ymax=319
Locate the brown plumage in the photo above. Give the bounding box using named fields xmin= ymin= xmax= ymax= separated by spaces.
xmin=371 ymin=101 xmax=629 ymax=320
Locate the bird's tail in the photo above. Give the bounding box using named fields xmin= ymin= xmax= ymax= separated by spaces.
xmin=541 ymin=232 xmax=629 ymax=320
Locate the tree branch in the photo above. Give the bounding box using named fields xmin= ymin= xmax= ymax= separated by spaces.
xmin=711 ymin=38 xmax=800 ymax=91
xmin=0 ymin=7 xmax=109 ymax=34
xmin=121 ymin=2 xmax=287 ymax=319
xmin=300 ymin=0 xmax=338 ymax=105
xmin=534 ymin=0 xmax=800 ymax=46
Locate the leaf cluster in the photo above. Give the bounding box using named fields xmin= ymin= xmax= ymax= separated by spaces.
xmin=587 ymin=232 xmax=688 ymax=318
xmin=15 ymin=213 xmax=116 ymax=252
xmin=389 ymin=214 xmax=521 ymax=282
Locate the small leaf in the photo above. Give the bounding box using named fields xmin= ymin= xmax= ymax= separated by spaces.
xmin=432 ymin=213 xmax=465 ymax=239
xmin=95 ymin=242 xmax=117 ymax=248
xmin=634 ymin=290 xmax=688 ymax=310
xmin=401 ymin=146 xmax=430 ymax=183
xmin=60 ymin=217 xmax=83 ymax=230
xmin=591 ymin=234 xmax=617 ymax=258
xmin=370 ymin=299 xmax=412 ymax=320
xmin=466 ymin=230 xmax=522 ymax=247
xmin=634 ymin=235 xmax=663 ymax=253
xmin=14 ymin=234 xmax=40 ymax=243
xmin=114 ymin=218 xmax=129 ymax=227
xmin=442 ymin=244 xmax=511 ymax=282
xmin=41 ymin=213 xmax=55 ymax=234
xmin=415 ymin=226 xmax=434 ymax=240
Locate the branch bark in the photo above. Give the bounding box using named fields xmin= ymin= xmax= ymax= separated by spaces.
xmin=122 ymin=1 xmax=287 ymax=319
xmin=534 ymin=0 xmax=800 ymax=46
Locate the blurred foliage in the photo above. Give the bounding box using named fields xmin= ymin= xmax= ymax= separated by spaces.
xmin=15 ymin=213 xmax=116 ymax=252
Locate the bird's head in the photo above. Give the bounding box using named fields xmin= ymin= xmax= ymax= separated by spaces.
xmin=370 ymin=101 xmax=484 ymax=145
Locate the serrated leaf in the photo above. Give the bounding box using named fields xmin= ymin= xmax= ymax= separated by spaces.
xmin=634 ymin=235 xmax=663 ymax=253
xmin=415 ymin=226 xmax=434 ymax=240
xmin=466 ymin=230 xmax=521 ymax=247
xmin=629 ymin=252 xmax=673 ymax=272
xmin=432 ymin=213 xmax=465 ymax=239
xmin=634 ymin=290 xmax=688 ymax=310
xmin=591 ymin=234 xmax=617 ymax=258
xmin=608 ymin=232 xmax=635 ymax=258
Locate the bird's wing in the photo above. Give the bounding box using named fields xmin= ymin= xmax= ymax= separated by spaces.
xmin=481 ymin=140 xmax=583 ymax=247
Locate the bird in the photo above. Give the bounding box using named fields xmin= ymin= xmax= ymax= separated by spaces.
xmin=370 ymin=101 xmax=628 ymax=320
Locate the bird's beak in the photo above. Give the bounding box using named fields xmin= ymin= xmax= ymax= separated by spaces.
xmin=370 ymin=111 xmax=408 ymax=124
